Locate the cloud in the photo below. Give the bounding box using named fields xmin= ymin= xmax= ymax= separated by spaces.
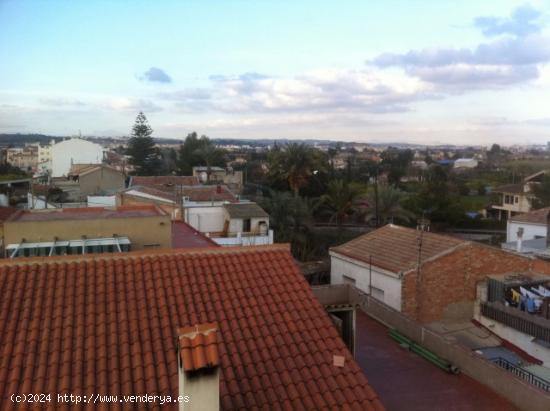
xmin=141 ymin=67 xmax=172 ymax=83
xmin=160 ymin=68 xmax=436 ymax=114
xmin=105 ymin=98 xmax=162 ymax=113
xmin=474 ymin=4 xmax=542 ymax=37
xmin=39 ymin=97 xmax=87 ymax=107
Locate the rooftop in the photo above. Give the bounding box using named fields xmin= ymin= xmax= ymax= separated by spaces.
xmin=183 ymin=185 xmax=238 ymax=203
xmin=331 ymin=224 xmax=466 ymax=273
xmin=224 ymin=202 xmax=269 ymax=219
xmin=0 ymin=206 xmax=18 ymax=222
xmin=6 ymin=204 xmax=167 ymax=223
xmin=510 ymin=207 xmax=550 ymax=225
xmin=172 ymin=221 xmax=219 ymax=248
xmin=493 ymin=183 xmax=525 ymax=194
xmin=0 ymin=245 xmax=382 ymax=410
xmin=130 ymin=175 xmax=200 ymax=190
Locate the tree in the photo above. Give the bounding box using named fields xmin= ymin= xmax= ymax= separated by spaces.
xmin=319 ymin=179 xmax=366 ymax=226
xmin=531 ymin=175 xmax=550 ymax=208
xmin=363 ymin=185 xmax=415 ymax=225
xmin=268 ymin=143 xmax=325 ymax=196
xmin=177 ymin=132 xmax=225 ymax=176
xmin=126 ymin=112 xmax=161 ymax=175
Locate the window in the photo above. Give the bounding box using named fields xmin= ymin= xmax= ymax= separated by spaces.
xmin=515 ymin=196 xmax=519 ymax=203
xmin=342 ymin=275 xmax=356 ymax=285
xmin=242 ymin=218 xmax=251 ymax=232
xmin=371 ymin=286 xmax=384 ymax=301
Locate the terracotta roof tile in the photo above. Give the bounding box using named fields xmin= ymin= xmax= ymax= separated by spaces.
xmin=179 ymin=323 xmax=220 ymax=372
xmin=172 ymin=221 xmax=220 ymax=248
xmin=331 ymin=224 xmax=465 ymax=273
xmin=182 ymin=185 xmax=238 ymax=203
xmin=509 ymin=207 xmax=550 ymax=225
xmin=0 ymin=245 xmax=383 ymax=410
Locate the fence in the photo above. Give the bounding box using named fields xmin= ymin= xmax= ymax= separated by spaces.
xmin=481 ymin=301 xmax=550 ymax=344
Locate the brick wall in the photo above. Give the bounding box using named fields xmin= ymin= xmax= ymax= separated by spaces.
xmin=401 ymin=243 xmax=545 ymax=323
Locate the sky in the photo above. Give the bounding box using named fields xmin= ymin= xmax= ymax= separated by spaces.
xmin=1 ymin=0 xmax=550 ymax=145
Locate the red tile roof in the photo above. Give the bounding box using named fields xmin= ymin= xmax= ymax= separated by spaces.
xmin=509 ymin=207 xmax=550 ymax=225
xmin=179 ymin=323 xmax=220 ymax=372
xmin=6 ymin=204 xmax=167 ymax=222
xmin=130 ymin=175 xmax=200 ymax=189
xmin=331 ymin=224 xmax=465 ymax=273
xmin=183 ymin=185 xmax=237 ymax=203
xmin=0 ymin=245 xmax=383 ymax=410
xmin=123 ymin=185 xmax=178 ymax=203
xmin=172 ymin=221 xmax=220 ymax=248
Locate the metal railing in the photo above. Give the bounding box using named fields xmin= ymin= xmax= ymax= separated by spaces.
xmin=480 ymin=301 xmax=550 ymax=344
xmin=492 ymin=357 xmax=550 ymax=392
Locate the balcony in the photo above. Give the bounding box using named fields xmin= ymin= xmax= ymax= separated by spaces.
xmin=480 ymin=301 xmax=550 ymax=344
xmin=212 ymin=230 xmax=274 ymax=247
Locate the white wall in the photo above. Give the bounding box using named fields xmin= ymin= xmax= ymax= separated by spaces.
xmin=185 ymin=206 xmax=226 ymax=233
xmin=476 ymin=314 xmax=550 ymax=366
xmin=51 ymin=138 xmax=104 ymax=177
xmin=330 ymin=251 xmax=402 ymax=311
xmin=87 ymin=196 xmax=116 ymax=207
xmin=507 ymin=221 xmax=546 ymax=242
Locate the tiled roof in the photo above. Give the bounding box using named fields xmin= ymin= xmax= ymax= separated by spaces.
xmin=331 ymin=224 xmax=466 ymax=273
xmin=492 ymin=183 xmax=525 ymax=194
xmin=509 ymin=207 xmax=550 ymax=225
xmin=0 ymin=245 xmax=383 ymax=410
xmin=69 ymin=163 xmax=121 ymax=176
xmin=130 ymin=175 xmax=200 ymax=189
xmin=123 ymin=185 xmax=177 ymax=203
xmin=183 ymin=185 xmax=237 ymax=203
xmin=172 ymin=221 xmax=220 ymax=248
xmin=6 ymin=204 xmax=167 ymax=222
xmin=224 ymin=203 xmax=269 ymax=219
xmin=0 ymin=207 xmax=18 ymax=222
xmin=179 ymin=323 xmax=220 ymax=372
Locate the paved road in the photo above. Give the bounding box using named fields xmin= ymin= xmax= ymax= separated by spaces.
xmin=355 ymin=311 xmax=519 ymax=411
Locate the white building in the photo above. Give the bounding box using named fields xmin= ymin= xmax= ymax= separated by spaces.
xmin=453 ymin=158 xmax=478 ymax=169
xmin=51 ymin=138 xmax=104 ymax=177
xmin=501 ymin=207 xmax=550 ymax=256
xmin=329 ymin=225 xmax=465 ymax=311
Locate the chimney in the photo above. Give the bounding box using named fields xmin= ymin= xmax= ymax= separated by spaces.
xmin=177 ymin=323 xmax=220 ymax=411
xmin=516 ymin=227 xmax=524 ymax=253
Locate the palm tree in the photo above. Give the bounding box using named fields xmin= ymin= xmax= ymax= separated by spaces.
xmin=268 ymin=143 xmax=325 ymax=196
xmin=363 ymin=185 xmax=415 ymax=225
xmin=319 ymin=179 xmax=366 ymax=226
xmin=194 ymin=143 xmax=225 ymax=183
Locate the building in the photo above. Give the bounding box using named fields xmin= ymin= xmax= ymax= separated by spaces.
xmin=3 ymin=205 xmax=171 ymax=257
xmin=6 ymin=144 xmax=39 ymax=172
xmin=0 ymin=245 xmax=384 ymax=410
xmin=475 ymin=271 xmax=550 ymax=366
xmin=129 ymin=175 xmax=200 ymax=189
xmin=501 ymin=208 xmax=550 ymax=256
xmin=192 ymin=166 xmax=244 ymax=191
xmin=118 ymin=185 xmax=181 ymax=219
xmin=330 ymin=224 xmax=548 ymax=323
xmin=50 ymin=138 xmax=104 ymax=177
xmin=216 ymin=203 xmax=273 ymax=246
xmin=453 ymin=158 xmax=478 ymax=169
xmin=67 ymin=163 xmax=125 ymax=196
xmin=0 ymin=206 xmax=17 ymax=255
xmin=492 ymin=171 xmax=547 ymax=220
xmin=171 ymin=221 xmax=220 ymax=249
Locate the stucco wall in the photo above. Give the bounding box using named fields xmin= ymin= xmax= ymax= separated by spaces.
xmin=4 ymin=214 xmax=172 ymax=250
xmin=507 ymin=221 xmax=546 ymax=242
xmin=79 ymin=167 xmax=125 ymax=196
xmin=185 ymin=206 xmax=225 ymax=233
xmin=51 ymin=139 xmax=103 ymax=177
xmin=330 ymin=251 xmax=402 ymax=311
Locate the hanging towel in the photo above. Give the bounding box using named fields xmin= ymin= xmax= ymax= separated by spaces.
xmin=511 ymin=289 xmax=521 ymax=304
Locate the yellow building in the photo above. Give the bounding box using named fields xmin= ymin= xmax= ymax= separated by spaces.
xmin=4 ymin=205 xmax=171 ymax=258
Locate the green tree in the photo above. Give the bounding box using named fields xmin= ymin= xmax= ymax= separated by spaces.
xmin=531 ymin=175 xmax=550 ymax=208
xmin=127 ymin=112 xmax=161 ymax=175
xmin=177 ymin=132 xmax=225 ymax=176
xmin=363 ymin=185 xmax=415 ymax=225
xmin=319 ymin=179 xmax=366 ymax=226
xmin=268 ymin=143 xmax=326 ymax=196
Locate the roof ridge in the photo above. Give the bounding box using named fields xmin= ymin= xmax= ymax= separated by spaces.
xmin=0 ymin=243 xmax=291 ymax=267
